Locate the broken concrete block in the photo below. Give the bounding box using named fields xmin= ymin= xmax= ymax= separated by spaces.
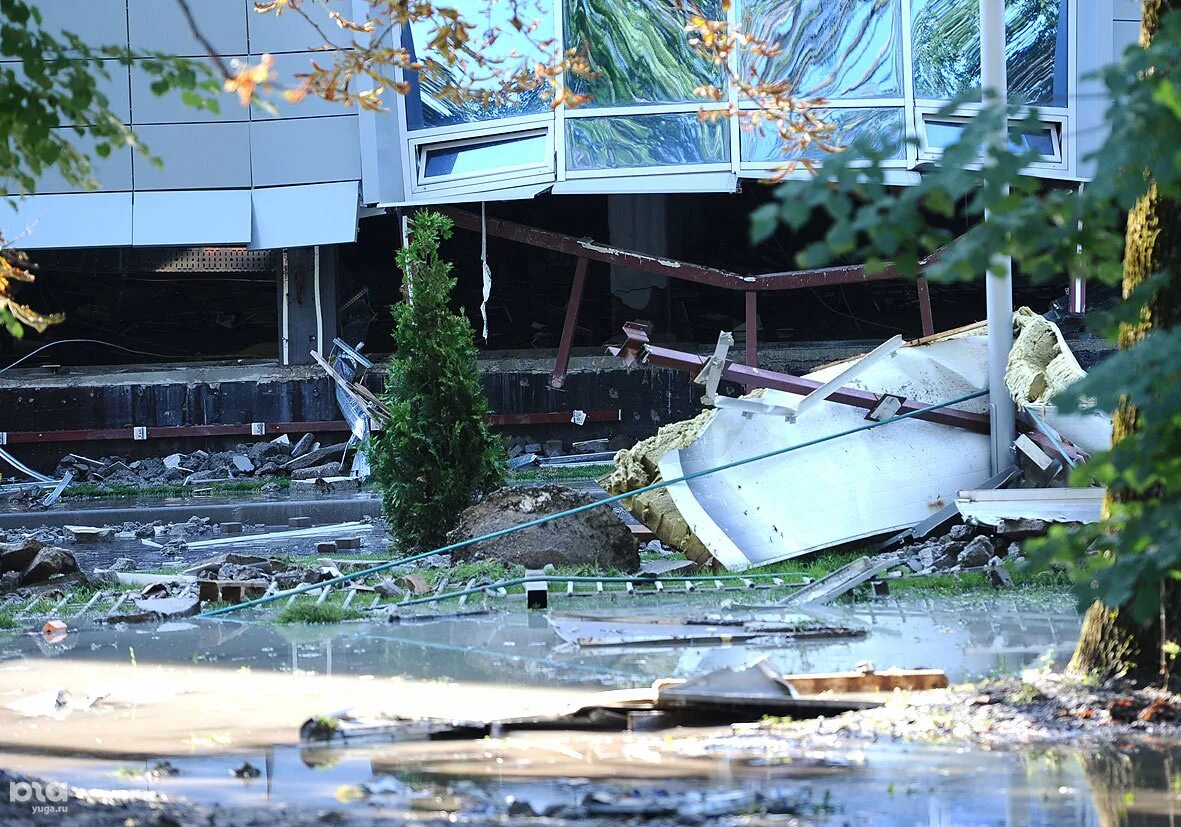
xmin=124 ymin=594 xmax=201 ymax=621
xmin=316 ymin=542 xmax=337 ymax=554
xmin=572 ymin=438 xmax=609 ymax=454
xmin=335 ymin=537 xmax=362 ymax=550
xmin=543 ymin=440 xmax=564 ymax=457
xmin=231 ymin=455 xmax=255 ymax=474
xmin=291 ymin=433 xmax=316 ymax=458
xmin=220 ymin=522 xmax=243 ymax=534
xmin=284 ymin=443 xmax=350 ymax=472
xmin=988 ymin=567 xmax=1014 ymax=589
xmin=271 ymin=434 xmax=291 ymax=448
xmin=21 ymin=547 xmax=80 ymax=586
xmin=290 ymin=476 xmax=362 ymax=495
xmin=375 ymin=579 xmax=404 ymax=598
xmin=1006 ymin=542 xmax=1022 ymax=558
xmin=289 ymin=517 xmax=313 ymax=529
xmin=948 ymin=524 xmax=974 ymax=541
xmin=292 ymin=461 xmax=344 ymax=480
xmin=996 ymin=518 xmax=1050 ymax=539
xmin=64 ymin=525 xmax=114 ymax=543
xmin=109 ymin=557 xmax=136 ymax=572
xmin=956 ymin=536 xmax=996 ymax=568
xmin=0 ymin=538 xmax=44 ymax=574
xmin=523 ymin=443 xmax=543 ymax=455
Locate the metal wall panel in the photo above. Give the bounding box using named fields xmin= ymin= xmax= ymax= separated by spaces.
xmin=248 ymin=0 xmax=350 ymax=53
xmin=132 ymin=123 xmax=252 ymax=190
xmin=249 ymin=182 xmax=358 ymax=249
xmin=34 ymin=130 xmax=134 ymax=193
xmin=29 ymin=0 xmax=129 ymax=48
xmin=8 ymin=193 xmax=133 ymax=248
xmin=133 ymin=190 xmax=252 ymax=245
xmin=131 ymin=56 xmax=248 ymax=123
xmin=249 ymin=116 xmax=361 ymax=187
xmin=129 ymin=0 xmax=247 ymax=57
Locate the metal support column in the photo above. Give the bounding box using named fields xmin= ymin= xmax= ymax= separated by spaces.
xmin=550 ymin=256 xmax=589 ymax=389
xmin=744 ymin=291 xmax=759 ymax=368
xmin=982 ymin=0 xmax=1016 ymax=474
xmin=916 ymin=275 xmax=935 ymax=337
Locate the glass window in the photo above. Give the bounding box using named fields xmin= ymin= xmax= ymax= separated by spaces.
xmin=741 ymin=108 xmax=906 ymax=163
xmin=563 ymin=0 xmax=723 ymax=106
xmin=421 ymin=133 xmax=549 ymax=180
xmin=740 ymin=0 xmax=903 ymax=100
xmin=922 ymin=116 xmax=1060 ymax=159
xmin=565 ymin=113 xmax=729 ymax=170
xmin=911 ymin=0 xmax=1068 ymax=107
xmin=405 ymin=0 xmax=554 ymax=130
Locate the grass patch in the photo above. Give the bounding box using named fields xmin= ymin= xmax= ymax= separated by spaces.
xmin=275 ymin=602 xmax=364 ymax=624
xmin=508 ymin=463 xmax=615 ymax=483
xmin=62 ymin=478 xmax=288 ymax=501
xmin=0 ymin=610 xmax=16 ymax=630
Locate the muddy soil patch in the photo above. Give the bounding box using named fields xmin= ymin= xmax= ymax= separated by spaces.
xmin=449 ymin=485 xmax=639 ymax=571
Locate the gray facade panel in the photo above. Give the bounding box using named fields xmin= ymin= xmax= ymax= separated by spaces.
xmin=132 ymin=122 xmax=252 ymax=190
xmin=249 ymin=116 xmax=361 ymax=187
xmin=30 ymin=0 xmax=129 ymax=48
xmin=35 ymin=130 xmax=134 ymax=193
xmin=9 ymin=193 xmax=133 ymax=248
xmin=129 ymin=0 xmax=247 ymax=57
xmin=248 ymin=0 xmax=350 ymax=54
xmin=133 ymin=190 xmax=252 ymax=245
xmin=131 ymin=56 xmax=248 ymax=123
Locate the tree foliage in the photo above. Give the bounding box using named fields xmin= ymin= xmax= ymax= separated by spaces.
xmin=0 ymin=0 xmax=215 ymax=337
xmin=369 ymin=211 xmax=505 ymax=552
xmin=748 ymin=10 xmax=1181 ymax=638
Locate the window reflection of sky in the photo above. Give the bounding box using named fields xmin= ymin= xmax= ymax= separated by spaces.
xmin=741 ymin=108 xmax=906 ymax=163
xmin=566 ymin=114 xmax=729 ymax=170
xmin=741 ymin=0 xmax=904 ymax=100
xmin=405 ymin=0 xmax=553 ymax=129
xmin=423 ymin=133 xmax=548 ymax=178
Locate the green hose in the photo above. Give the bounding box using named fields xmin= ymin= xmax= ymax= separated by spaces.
xmin=199 ymin=389 xmax=988 ymax=619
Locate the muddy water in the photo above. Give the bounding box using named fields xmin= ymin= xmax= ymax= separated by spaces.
xmin=3 ymin=593 xmax=1150 ymax=825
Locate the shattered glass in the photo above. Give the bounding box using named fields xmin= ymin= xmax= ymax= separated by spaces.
xmin=911 ymin=0 xmax=1068 ymax=107
xmin=404 ymin=0 xmax=554 ymax=130
xmin=565 ymin=113 xmax=730 ymax=170
xmin=563 ymin=0 xmax=723 ymax=106
xmin=741 ymin=107 xmax=906 ymax=163
xmin=740 ymin=0 xmax=904 ymax=100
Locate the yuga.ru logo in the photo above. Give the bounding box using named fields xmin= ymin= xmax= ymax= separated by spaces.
xmin=9 ymin=780 xmax=69 ymax=815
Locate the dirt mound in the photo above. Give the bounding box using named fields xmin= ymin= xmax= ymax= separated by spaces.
xmin=448 ymin=485 xmax=639 ymax=571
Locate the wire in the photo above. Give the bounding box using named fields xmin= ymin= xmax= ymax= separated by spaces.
xmin=200 ymin=388 xmax=989 ymax=619
xmin=0 ymin=339 xmax=176 ymax=376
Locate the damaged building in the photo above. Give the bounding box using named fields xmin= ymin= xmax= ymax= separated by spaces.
xmin=0 ymin=0 xmax=1127 ymax=467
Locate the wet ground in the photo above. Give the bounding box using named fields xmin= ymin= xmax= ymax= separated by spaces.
xmin=1 ymin=592 xmax=1146 ymax=825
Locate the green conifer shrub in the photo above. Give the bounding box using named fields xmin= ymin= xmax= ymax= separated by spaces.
xmin=370 ymin=210 xmax=505 ymax=551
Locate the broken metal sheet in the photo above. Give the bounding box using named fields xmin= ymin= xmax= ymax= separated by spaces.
xmin=659 ymin=330 xmax=993 ymax=570
xmin=956 ymin=487 xmax=1105 ymax=527
xmin=140 ymin=520 xmax=369 ymax=550
xmin=779 ymin=555 xmax=902 ymax=606
xmin=0 ymin=447 xmax=55 ymax=483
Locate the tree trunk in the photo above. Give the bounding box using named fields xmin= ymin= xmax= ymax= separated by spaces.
xmin=1069 ymin=0 xmax=1181 ymax=685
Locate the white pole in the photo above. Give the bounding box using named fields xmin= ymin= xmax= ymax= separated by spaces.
xmin=981 ymin=0 xmax=1016 ymax=474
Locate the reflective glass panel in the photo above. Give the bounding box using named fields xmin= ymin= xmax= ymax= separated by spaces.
xmin=741 ymin=108 xmax=905 ymax=163
xmin=563 ymin=0 xmax=723 ymax=106
xmin=923 ymin=117 xmax=1058 ymax=157
xmin=423 ymin=133 xmax=549 ymax=179
xmin=405 ymin=0 xmax=553 ymax=130
xmin=741 ymin=0 xmax=903 ymax=100
xmin=911 ymin=0 xmax=1067 ymax=107
xmin=565 ymin=114 xmax=729 ymax=170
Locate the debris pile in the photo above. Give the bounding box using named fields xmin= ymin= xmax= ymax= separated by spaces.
xmin=448 ymin=485 xmax=640 ymax=571
xmin=890 ymin=520 xmax=1037 ymax=576
xmin=46 ymin=434 xmax=354 ymax=491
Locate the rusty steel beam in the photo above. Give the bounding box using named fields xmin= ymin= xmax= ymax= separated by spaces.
xmin=441 ymin=207 xmax=949 ymax=294
xmin=550 ymin=256 xmax=589 ymax=389
xmin=610 ymin=324 xmax=989 ymax=435
xmin=438 ymin=207 xmax=755 ymax=290
xmin=916 ymin=275 xmax=935 ymax=337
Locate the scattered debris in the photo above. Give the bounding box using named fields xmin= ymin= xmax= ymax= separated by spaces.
xmin=780 ymin=555 xmax=901 ymax=606
xmin=956 ymin=488 xmax=1105 ymax=527
xmin=548 ymin=615 xmax=865 ymax=648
